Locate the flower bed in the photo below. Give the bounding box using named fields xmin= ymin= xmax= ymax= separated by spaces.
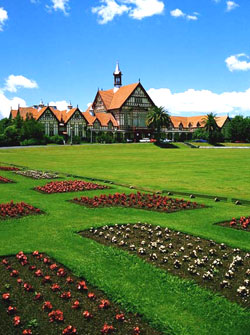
xmin=15 ymin=170 xmax=59 ymax=180
xmin=0 ymin=176 xmax=14 ymax=184
xmin=35 ymin=180 xmax=109 ymax=194
xmin=81 ymin=223 xmax=250 ymax=308
xmin=218 ymin=217 xmax=250 ymax=231
xmin=0 ymin=166 xmax=20 ymax=171
xmin=72 ymin=192 xmax=204 ymax=213
xmin=0 ymin=201 xmax=42 ymax=219
xmin=0 ymin=252 xmax=162 ymax=335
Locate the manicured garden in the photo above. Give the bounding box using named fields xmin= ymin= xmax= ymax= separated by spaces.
xmin=1 ymin=251 xmax=160 ymax=335
xmin=82 ymin=223 xmax=250 ymax=308
xmin=0 ymin=144 xmax=250 ymax=335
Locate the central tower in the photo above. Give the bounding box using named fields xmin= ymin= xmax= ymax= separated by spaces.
xmin=113 ymin=62 xmax=122 ymax=89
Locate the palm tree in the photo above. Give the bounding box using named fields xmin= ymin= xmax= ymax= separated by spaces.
xmin=202 ymin=113 xmax=219 ymax=144
xmin=146 ymin=106 xmax=170 ymax=142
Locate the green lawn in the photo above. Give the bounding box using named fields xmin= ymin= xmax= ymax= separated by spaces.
xmin=0 ymin=143 xmax=249 ymax=199
xmin=0 ymin=144 xmax=250 ymax=335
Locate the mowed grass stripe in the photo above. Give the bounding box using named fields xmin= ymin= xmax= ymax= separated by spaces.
xmin=0 ymin=143 xmax=249 ymax=199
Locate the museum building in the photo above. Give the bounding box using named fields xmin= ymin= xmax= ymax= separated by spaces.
xmin=9 ymin=63 xmax=230 ymax=141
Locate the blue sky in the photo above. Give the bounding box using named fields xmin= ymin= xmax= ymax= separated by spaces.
xmin=0 ymin=0 xmax=250 ymax=118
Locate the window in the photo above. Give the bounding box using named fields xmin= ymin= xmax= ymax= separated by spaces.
xmin=135 ymin=97 xmax=142 ymax=104
xmin=49 ymin=124 xmax=54 ymax=136
xmin=79 ymin=124 xmax=83 ymax=138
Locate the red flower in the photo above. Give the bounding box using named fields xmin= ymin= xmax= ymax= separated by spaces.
xmin=50 ymin=263 xmax=58 ymax=271
xmin=43 ymin=257 xmax=51 ymax=264
xmin=42 ymin=275 xmax=51 ymax=284
xmin=61 ymin=291 xmax=71 ymax=300
xmin=51 ymin=283 xmax=61 ymax=292
xmin=77 ymin=280 xmax=88 ymax=291
xmin=2 ymin=293 xmax=10 ymax=301
xmin=23 ymin=283 xmax=33 ymax=292
xmin=29 ymin=265 xmax=36 ymax=271
xmin=48 ymin=309 xmax=64 ymax=323
xmin=72 ymin=300 xmax=80 ymax=309
xmin=66 ymin=276 xmax=74 ymax=284
xmin=87 ymin=292 xmax=96 ymax=300
xmin=35 ymin=269 xmax=43 ymax=277
xmin=134 ymin=326 xmax=140 ymax=334
xmin=34 ymin=292 xmax=42 ymax=301
xmin=32 ymin=250 xmax=39 ymax=256
xmin=23 ymin=330 xmax=32 ymax=335
xmin=101 ymin=324 xmax=115 ymax=334
xmin=2 ymin=259 xmax=9 ymax=265
xmin=83 ymin=310 xmax=93 ymax=319
xmin=13 ymin=315 xmax=21 ymax=326
xmin=43 ymin=301 xmax=53 ymax=311
xmin=17 ymin=278 xmax=23 ymax=285
xmin=57 ymin=267 xmax=67 ymax=277
xmin=99 ymin=299 xmax=110 ymax=309
xmin=7 ymin=306 xmax=17 ymax=315
xmin=10 ymin=269 xmax=19 ymax=277
xmin=62 ymin=325 xmax=77 ymax=335
xmin=115 ymin=313 xmax=125 ymax=321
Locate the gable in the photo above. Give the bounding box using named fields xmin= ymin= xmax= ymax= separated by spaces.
xmin=124 ymin=84 xmax=154 ymax=108
xmin=38 ymin=108 xmax=58 ymax=122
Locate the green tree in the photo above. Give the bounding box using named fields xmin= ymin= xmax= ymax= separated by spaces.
xmin=0 ymin=118 xmax=12 ymax=134
xmin=146 ymin=106 xmax=170 ymax=142
xmin=202 ymin=113 xmax=220 ymax=144
xmin=20 ymin=114 xmax=45 ymax=142
xmin=4 ymin=125 xmax=20 ymax=146
xmin=228 ymin=115 xmax=250 ymax=142
xmin=14 ymin=112 xmax=24 ymax=130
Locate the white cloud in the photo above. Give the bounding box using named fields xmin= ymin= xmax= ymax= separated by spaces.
xmin=127 ymin=0 xmax=165 ymax=20
xmin=170 ymin=8 xmax=198 ymax=21
xmin=46 ymin=0 xmax=70 ymax=15
xmin=49 ymin=100 xmax=69 ymax=110
xmin=225 ymin=54 xmax=250 ymax=72
xmin=226 ymin=1 xmax=239 ymax=12
xmin=4 ymin=75 xmax=38 ymax=93
xmin=92 ymin=0 xmax=129 ymax=24
xmin=186 ymin=15 xmax=198 ymax=21
xmin=170 ymin=8 xmax=185 ymax=18
xmin=92 ymin=0 xmax=164 ymax=24
xmin=0 ymin=7 xmax=8 ymax=31
xmin=0 ymin=91 xmax=27 ymax=119
xmin=147 ymin=87 xmax=250 ymax=116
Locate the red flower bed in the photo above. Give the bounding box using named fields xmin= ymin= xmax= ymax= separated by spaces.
xmin=72 ymin=192 xmax=204 ymax=213
xmin=0 ymin=252 xmax=162 ymax=335
xmin=0 ymin=201 xmax=42 ymax=219
xmin=0 ymin=175 xmax=14 ymax=183
xmin=0 ymin=166 xmax=20 ymax=171
xmin=218 ymin=216 xmax=250 ymax=231
xmin=35 ymin=180 xmax=109 ymax=194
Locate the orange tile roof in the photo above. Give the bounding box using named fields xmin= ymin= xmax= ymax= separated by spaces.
xmin=95 ymin=112 xmax=118 ymax=127
xmin=170 ymin=115 xmax=228 ymax=129
xmin=97 ymin=83 xmax=139 ymax=111
xmin=82 ymin=107 xmax=96 ymax=126
xmin=10 ymin=107 xmax=39 ymax=120
xmin=63 ymin=108 xmax=78 ymax=123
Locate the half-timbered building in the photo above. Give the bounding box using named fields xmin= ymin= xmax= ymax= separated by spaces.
xmin=87 ymin=63 xmax=156 ymax=141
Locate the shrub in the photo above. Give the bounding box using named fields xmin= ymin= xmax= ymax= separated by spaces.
xmin=49 ymin=135 xmax=64 ymax=145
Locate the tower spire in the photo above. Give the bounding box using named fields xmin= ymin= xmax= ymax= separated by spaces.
xmin=113 ymin=61 xmax=122 ymax=89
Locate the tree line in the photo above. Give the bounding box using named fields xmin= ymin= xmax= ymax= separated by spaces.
xmin=146 ymin=107 xmax=250 ymax=144
xmin=0 ymin=109 xmax=249 ymax=146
